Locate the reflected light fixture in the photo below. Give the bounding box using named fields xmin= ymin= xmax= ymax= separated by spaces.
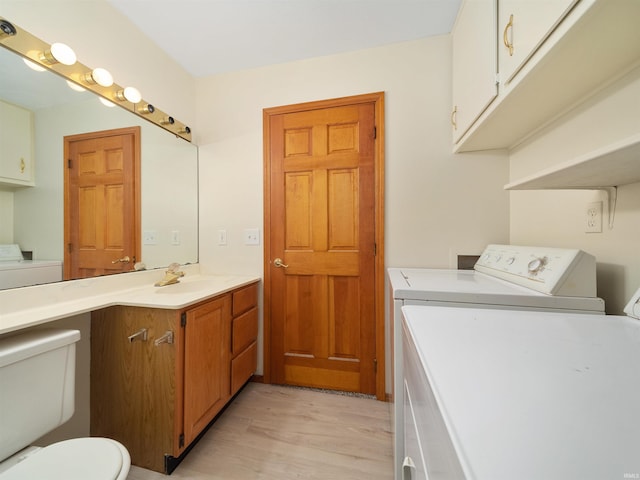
xmin=177 ymin=126 xmax=191 ymax=135
xmin=160 ymin=116 xmax=175 ymax=125
xmin=115 ymin=86 xmax=142 ymax=104
xmin=23 ymin=58 xmax=46 ymax=72
xmin=82 ymin=67 xmax=114 ymax=87
xmin=66 ymin=80 xmax=86 ymax=92
xmin=99 ymin=97 xmax=116 ymax=108
xmin=40 ymin=42 xmax=77 ymax=66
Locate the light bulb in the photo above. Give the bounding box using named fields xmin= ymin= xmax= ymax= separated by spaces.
xmin=99 ymin=97 xmax=116 ymax=108
xmin=23 ymin=58 xmax=46 ymax=72
xmin=66 ymin=80 xmax=85 ymax=92
xmin=88 ymin=68 xmax=113 ymax=87
xmin=115 ymin=86 xmax=142 ymax=104
xmin=41 ymin=42 xmax=76 ymax=65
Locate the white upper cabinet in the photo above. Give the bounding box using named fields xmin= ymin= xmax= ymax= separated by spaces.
xmin=451 ymin=0 xmax=497 ymax=143
xmin=452 ymin=0 xmax=640 ymax=154
xmin=0 ymin=100 xmax=34 ymax=187
xmin=498 ymin=0 xmax=579 ymax=87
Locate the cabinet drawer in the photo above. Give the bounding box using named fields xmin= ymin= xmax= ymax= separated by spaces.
xmin=232 ymin=307 xmax=258 ymax=355
xmin=231 ymin=341 xmax=257 ymax=394
xmin=232 ymin=282 xmax=258 ymax=316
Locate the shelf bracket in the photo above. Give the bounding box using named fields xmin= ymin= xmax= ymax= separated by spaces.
xmin=605 ymin=186 xmax=618 ymax=229
xmin=591 ymin=186 xmax=617 ymax=229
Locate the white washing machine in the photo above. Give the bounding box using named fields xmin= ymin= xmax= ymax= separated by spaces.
xmin=388 ymin=244 xmax=606 ymax=480
xmin=401 ymin=287 xmax=640 ymax=480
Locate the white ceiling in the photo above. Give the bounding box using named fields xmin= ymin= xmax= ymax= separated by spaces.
xmin=106 ymin=0 xmax=462 ymax=78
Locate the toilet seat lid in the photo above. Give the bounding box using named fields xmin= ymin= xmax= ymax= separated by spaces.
xmin=1 ymin=438 xmax=129 ymax=480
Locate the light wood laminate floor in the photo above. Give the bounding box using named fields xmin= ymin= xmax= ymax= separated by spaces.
xmin=128 ymin=382 xmax=393 ymax=479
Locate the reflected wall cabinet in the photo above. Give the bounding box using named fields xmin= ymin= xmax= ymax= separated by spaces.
xmin=0 ymin=100 xmax=34 ymax=187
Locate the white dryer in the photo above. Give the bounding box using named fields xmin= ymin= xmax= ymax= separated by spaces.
xmin=401 ymin=287 xmax=640 ymax=480
xmin=388 ymin=244 xmax=605 ymax=480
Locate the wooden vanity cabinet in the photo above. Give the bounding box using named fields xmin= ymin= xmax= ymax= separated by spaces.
xmin=90 ymin=282 xmax=258 ymax=474
xmin=230 ymin=283 xmax=259 ymax=395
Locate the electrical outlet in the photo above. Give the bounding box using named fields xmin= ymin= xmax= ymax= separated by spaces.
xmin=585 ymin=201 xmax=602 ymax=233
xmin=244 ymin=228 xmax=260 ymax=245
xmin=143 ymin=230 xmax=158 ymax=245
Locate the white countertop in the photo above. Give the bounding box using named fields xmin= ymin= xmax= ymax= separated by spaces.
xmin=0 ymin=265 xmax=260 ymax=335
xmin=402 ymin=305 xmax=640 ymax=480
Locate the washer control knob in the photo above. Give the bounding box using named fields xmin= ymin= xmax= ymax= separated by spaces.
xmin=506 ymin=257 xmax=516 ymax=265
xmin=527 ymin=257 xmax=546 ymax=274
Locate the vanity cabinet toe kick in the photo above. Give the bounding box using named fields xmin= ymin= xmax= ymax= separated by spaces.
xmin=90 ymin=281 xmax=259 ymax=474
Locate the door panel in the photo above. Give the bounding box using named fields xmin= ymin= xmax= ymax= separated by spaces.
xmin=267 ymin=100 xmax=377 ymax=394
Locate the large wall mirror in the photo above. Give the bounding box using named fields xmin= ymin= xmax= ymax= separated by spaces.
xmin=0 ymin=25 xmax=198 ymax=290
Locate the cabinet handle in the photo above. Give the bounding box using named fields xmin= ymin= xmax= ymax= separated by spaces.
xmin=503 ymin=14 xmax=514 ymax=56
xmin=154 ymin=330 xmax=174 ymax=346
xmin=19 ymin=158 xmax=25 ymax=174
xmin=402 ymin=456 xmax=416 ymax=480
xmin=451 ymin=106 xmax=457 ymax=130
xmin=128 ymin=328 xmax=148 ymax=343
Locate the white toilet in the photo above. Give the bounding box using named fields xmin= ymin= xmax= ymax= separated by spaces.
xmin=0 ymin=329 xmax=130 ymax=479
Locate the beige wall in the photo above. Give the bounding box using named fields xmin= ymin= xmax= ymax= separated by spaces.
xmin=509 ymin=65 xmax=640 ymax=314
xmin=4 ymin=0 xmax=511 ymax=429
xmin=195 ymin=36 xmax=510 ymax=378
xmin=195 ymin=36 xmax=510 ymax=275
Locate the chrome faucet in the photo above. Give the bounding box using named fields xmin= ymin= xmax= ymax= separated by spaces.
xmin=154 ymin=262 xmax=185 ymax=287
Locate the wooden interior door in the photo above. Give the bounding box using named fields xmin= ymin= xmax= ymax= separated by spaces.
xmin=264 ymin=94 xmax=384 ymax=396
xmin=64 ymin=127 xmax=140 ymax=280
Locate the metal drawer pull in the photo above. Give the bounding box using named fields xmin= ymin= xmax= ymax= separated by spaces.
xmin=154 ymin=331 xmax=174 ymax=346
xmin=128 ymin=328 xmax=148 ymax=343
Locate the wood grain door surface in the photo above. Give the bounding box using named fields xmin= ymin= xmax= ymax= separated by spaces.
xmin=266 ymin=99 xmax=378 ymax=395
xmin=64 ymin=127 xmax=140 ymax=280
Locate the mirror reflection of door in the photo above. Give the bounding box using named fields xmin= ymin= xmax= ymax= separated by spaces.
xmin=63 ymin=126 xmax=141 ymax=280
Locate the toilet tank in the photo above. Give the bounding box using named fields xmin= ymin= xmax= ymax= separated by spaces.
xmin=0 ymin=329 xmax=80 ymax=461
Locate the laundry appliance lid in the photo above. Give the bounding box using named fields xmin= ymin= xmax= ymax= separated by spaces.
xmin=402 ymin=304 xmax=640 ymax=479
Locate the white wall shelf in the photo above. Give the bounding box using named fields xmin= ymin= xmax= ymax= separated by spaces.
xmin=504 ymin=133 xmax=640 ymax=190
xmin=505 ymin=133 xmax=640 ymax=229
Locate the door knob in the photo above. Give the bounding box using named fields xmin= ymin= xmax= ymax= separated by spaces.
xmin=273 ymin=258 xmax=288 ymax=268
xmin=112 ymin=255 xmax=131 ymax=264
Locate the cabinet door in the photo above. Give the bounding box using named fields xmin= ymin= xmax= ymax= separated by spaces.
xmin=183 ymin=295 xmax=231 ymax=446
xmin=499 ymin=0 xmax=579 ymax=85
xmin=91 ymin=306 xmax=181 ymax=472
xmin=451 ymin=0 xmax=498 ymax=143
xmin=0 ymin=100 xmax=33 ymax=185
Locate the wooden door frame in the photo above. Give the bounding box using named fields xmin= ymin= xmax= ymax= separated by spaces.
xmin=63 ymin=126 xmax=141 ymax=279
xmin=262 ymin=92 xmax=385 ymax=400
